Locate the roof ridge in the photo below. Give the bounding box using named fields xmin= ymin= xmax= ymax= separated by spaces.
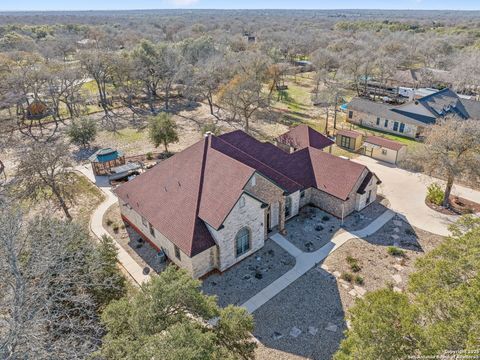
xmin=215 ymin=133 xmax=304 ymax=190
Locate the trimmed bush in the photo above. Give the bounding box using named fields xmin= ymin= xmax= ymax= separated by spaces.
xmin=346 ymin=256 xmax=361 ymax=272
xmin=354 ymin=275 xmax=364 ymax=285
xmin=341 ymin=272 xmax=353 ymax=282
xmin=426 ymin=183 xmax=444 ymax=206
xmin=388 ymin=246 xmax=405 ymax=257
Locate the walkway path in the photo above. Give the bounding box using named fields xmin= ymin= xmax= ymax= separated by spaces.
xmin=353 ymin=156 xmax=480 ymax=236
xmin=241 ymin=209 xmax=395 ymax=313
xmin=76 ymin=164 xmax=150 ymax=285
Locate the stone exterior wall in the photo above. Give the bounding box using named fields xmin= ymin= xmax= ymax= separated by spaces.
xmin=299 ymin=188 xmax=313 ymax=208
xmin=244 ymin=172 xmax=286 ymax=231
xmin=118 ymin=199 xmax=217 ymax=278
xmin=348 ymin=109 xmax=419 ymax=138
xmin=206 ymin=193 xmax=266 ymax=272
xmin=310 ymin=168 xmax=377 ymax=218
xmin=286 ymin=190 xmax=301 ymax=220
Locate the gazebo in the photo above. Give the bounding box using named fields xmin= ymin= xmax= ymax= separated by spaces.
xmin=89 ymin=148 xmax=125 ymax=176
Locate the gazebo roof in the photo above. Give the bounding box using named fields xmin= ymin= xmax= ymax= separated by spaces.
xmin=89 ymin=148 xmax=124 ymax=163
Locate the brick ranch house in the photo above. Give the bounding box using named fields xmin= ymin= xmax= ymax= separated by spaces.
xmin=115 ymin=125 xmax=380 ymax=278
xmin=346 ymin=88 xmax=480 ymax=139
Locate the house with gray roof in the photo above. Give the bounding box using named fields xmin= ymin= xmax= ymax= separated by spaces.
xmin=346 ymin=88 xmax=480 ymax=138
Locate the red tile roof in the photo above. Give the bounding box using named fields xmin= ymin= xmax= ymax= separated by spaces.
xmin=116 ymin=127 xmax=375 ymax=258
xmin=336 ymin=129 xmax=363 ymax=139
xmin=364 ymin=136 xmax=406 ymax=151
xmin=276 ymin=124 xmax=334 ymax=150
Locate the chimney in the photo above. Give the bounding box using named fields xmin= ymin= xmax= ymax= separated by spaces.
xmin=204 ymin=131 xmax=213 ymax=138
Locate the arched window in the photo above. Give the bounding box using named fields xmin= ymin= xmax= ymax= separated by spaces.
xmin=235 ymin=227 xmax=250 ymax=257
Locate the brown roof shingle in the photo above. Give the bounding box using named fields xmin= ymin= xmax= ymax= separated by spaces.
xmin=276 ymin=124 xmax=334 ymax=151
xmin=116 ymin=127 xmax=376 ymax=258
xmin=364 ymin=136 xmax=405 ymax=152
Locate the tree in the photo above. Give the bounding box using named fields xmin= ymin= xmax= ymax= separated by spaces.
xmin=15 ymin=141 xmax=76 ymax=220
xmin=99 ymin=266 xmax=256 ymax=360
xmin=218 ymin=74 xmax=268 ymax=133
xmin=0 ymin=207 xmax=126 ymax=359
xmin=148 ymin=113 xmax=179 ymax=153
xmin=413 ymin=118 xmax=480 ymax=207
xmin=335 ymin=215 xmax=480 ymax=359
xmin=67 ymin=117 xmax=97 ymax=148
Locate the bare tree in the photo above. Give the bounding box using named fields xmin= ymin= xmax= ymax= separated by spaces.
xmin=0 ymin=206 xmax=125 ymax=359
xmin=15 ymin=141 xmax=75 ymax=220
xmin=414 ymin=118 xmax=480 ymax=207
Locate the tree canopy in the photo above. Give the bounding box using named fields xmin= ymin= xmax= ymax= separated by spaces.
xmin=335 ymin=215 xmax=480 ymax=359
xmin=99 ymin=266 xmax=257 ymax=360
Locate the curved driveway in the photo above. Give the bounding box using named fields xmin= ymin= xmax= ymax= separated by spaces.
xmin=353 ymin=155 xmax=480 ymax=236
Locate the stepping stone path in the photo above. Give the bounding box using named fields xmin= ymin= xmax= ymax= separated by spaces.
xmin=391 ymin=234 xmax=400 ymax=240
xmin=392 ymin=274 xmax=402 ymax=284
xmin=325 ymin=323 xmax=338 ymax=332
xmin=290 ymin=326 xmax=302 ymax=338
xmin=333 ymin=271 xmax=341 ymax=278
xmin=348 ymin=289 xmax=358 ymax=297
xmin=308 ymin=326 xmax=318 ymax=336
xmin=393 ymin=264 xmax=404 ymax=272
xmin=353 ymin=285 xmax=367 ymax=296
xmin=393 ymin=227 xmax=400 ymax=233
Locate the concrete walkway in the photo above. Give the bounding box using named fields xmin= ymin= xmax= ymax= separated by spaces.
xmin=76 ymin=164 xmax=150 ymax=285
xmin=353 ymin=156 xmax=480 ymax=236
xmin=241 ymin=209 xmax=395 ymax=313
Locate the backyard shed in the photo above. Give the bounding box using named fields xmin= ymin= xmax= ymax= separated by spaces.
xmin=89 ymin=148 xmax=125 ymax=176
xmin=363 ymin=136 xmax=407 ymax=165
xmin=336 ymin=129 xmax=363 ymax=151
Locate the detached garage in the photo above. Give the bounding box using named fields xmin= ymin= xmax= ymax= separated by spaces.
xmin=363 ymin=136 xmax=407 ymax=165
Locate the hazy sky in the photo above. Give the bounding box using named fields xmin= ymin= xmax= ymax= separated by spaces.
xmin=1 ymin=0 xmax=479 ymax=11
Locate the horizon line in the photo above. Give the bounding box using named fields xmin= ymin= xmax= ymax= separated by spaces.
xmin=1 ymin=8 xmax=479 ymax=12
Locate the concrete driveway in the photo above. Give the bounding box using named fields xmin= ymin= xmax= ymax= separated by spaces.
xmin=353 ymin=156 xmax=480 ymax=236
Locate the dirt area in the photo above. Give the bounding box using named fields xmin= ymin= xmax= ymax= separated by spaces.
xmin=322 ymin=215 xmax=445 ymax=310
xmin=426 ymin=196 xmax=480 ymax=215
xmin=103 ymin=203 xmax=167 ymax=274
xmin=202 ymin=239 xmax=295 ymax=307
xmin=284 ymin=197 xmax=390 ymax=252
xmin=253 ymin=215 xmax=445 ymax=360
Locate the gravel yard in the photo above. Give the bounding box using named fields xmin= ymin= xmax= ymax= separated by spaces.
xmin=322 ymin=215 xmax=445 ymax=310
xmin=284 ymin=197 xmax=390 ymax=252
xmin=253 ymin=267 xmax=346 ymax=360
xmin=103 ymin=203 xmax=167 ymax=274
xmin=202 ymin=239 xmax=295 ymax=307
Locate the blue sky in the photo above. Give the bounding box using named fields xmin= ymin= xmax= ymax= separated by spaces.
xmin=1 ymin=0 xmax=479 ymax=11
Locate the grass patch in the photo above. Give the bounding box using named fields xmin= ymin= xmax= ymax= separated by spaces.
xmin=387 ymin=246 xmax=406 ymax=257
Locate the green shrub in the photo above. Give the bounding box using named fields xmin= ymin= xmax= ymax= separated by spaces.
xmin=388 ymin=246 xmax=405 ymax=257
xmin=346 ymin=256 xmax=361 ymax=272
xmin=146 ymin=152 xmax=153 ymax=160
xmin=106 ymin=219 xmax=113 ymax=226
xmin=341 ymin=272 xmax=353 ymax=282
xmin=112 ymin=224 xmax=120 ymax=234
xmin=354 ymin=275 xmax=364 ymax=285
xmin=426 ymin=183 xmax=444 ymax=206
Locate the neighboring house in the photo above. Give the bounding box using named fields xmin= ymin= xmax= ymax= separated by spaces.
xmin=336 ymin=130 xmax=407 ymax=165
xmin=335 ymin=129 xmax=363 ymax=152
xmin=347 ymin=88 xmax=480 ymax=138
xmin=386 ymin=68 xmax=453 ymax=89
xmin=115 ymin=127 xmax=380 ymax=278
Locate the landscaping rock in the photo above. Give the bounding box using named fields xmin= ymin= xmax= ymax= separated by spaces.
xmin=393 ymin=220 xmax=403 ymax=227
xmin=348 ymin=289 xmax=357 ymax=297
xmin=308 ymin=326 xmax=318 ymax=336
xmin=393 ymin=287 xmax=403 ymax=293
xmin=325 ymin=323 xmax=338 ymax=332
xmin=273 ymin=331 xmax=284 ymax=340
xmin=392 ymin=274 xmax=402 ymax=284
xmin=391 ymin=234 xmax=400 ymax=240
xmin=393 ymin=264 xmax=404 ymax=272
xmin=289 ymin=326 xmax=302 ymax=338
xmin=333 ymin=271 xmax=341 ymax=278
xmin=353 ymin=285 xmax=366 ymax=296
xmin=393 ymin=227 xmax=400 ymax=233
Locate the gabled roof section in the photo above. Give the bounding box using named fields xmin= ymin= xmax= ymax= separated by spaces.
xmin=417 ymin=88 xmax=469 ymax=119
xmin=364 ymin=136 xmax=406 ymax=152
xmin=276 ymin=124 xmax=334 ymax=151
xmin=115 ymin=139 xmax=216 ymax=257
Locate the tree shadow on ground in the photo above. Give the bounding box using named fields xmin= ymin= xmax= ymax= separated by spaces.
xmin=253 ymin=267 xmax=346 ymax=359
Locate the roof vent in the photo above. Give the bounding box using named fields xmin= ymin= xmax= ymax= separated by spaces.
xmin=164 ymin=186 xmax=167 ymax=192
xmin=204 ymin=131 xmax=213 ymax=137
xmin=178 ymin=181 xmax=181 ymax=187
